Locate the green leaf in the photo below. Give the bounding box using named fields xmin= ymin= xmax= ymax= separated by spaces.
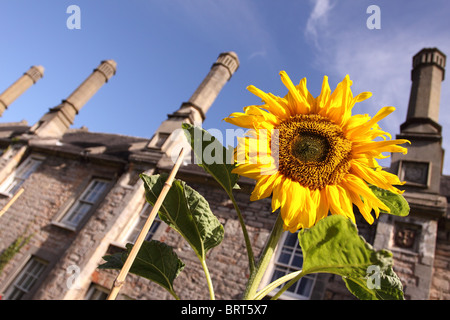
xmin=140 ymin=173 xmax=224 ymax=260
xmin=298 ymin=215 xmax=404 ymax=300
xmin=182 ymin=123 xmax=239 ymax=194
xmin=99 ymin=240 xmax=185 ymax=297
xmin=369 ymin=185 xmax=410 ymax=216
xmin=343 ymin=267 xmax=405 ymax=300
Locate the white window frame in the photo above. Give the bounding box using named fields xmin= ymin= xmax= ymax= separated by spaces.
xmin=59 ymin=178 xmax=110 ymax=230
xmin=2 ymin=256 xmax=48 ymax=300
xmin=263 ymin=231 xmax=317 ymax=300
xmin=0 ymin=157 xmax=43 ymax=196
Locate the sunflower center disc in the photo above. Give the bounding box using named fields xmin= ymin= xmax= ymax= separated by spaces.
xmin=276 ymin=114 xmax=352 ymax=189
xmin=291 ymin=134 xmax=329 ymax=162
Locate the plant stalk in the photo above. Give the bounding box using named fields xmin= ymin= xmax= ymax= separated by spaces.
xmin=200 ymin=258 xmax=215 ymax=300
xmin=253 ymin=270 xmax=303 ymax=300
xmin=242 ymin=214 xmax=284 ymax=300
xmin=271 ymin=271 xmax=304 ymax=300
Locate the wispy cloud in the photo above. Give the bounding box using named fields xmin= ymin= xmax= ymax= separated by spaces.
xmin=248 ymin=49 xmax=267 ymax=60
xmin=305 ymin=0 xmax=334 ymax=49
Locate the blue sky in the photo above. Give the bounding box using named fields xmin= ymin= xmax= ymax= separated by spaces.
xmin=1 ymin=0 xmax=449 ymax=173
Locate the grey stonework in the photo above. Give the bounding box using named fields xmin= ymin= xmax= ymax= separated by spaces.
xmin=0 ymin=49 xmax=449 ymax=300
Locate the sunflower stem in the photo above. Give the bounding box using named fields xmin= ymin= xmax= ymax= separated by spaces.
xmin=253 ymin=269 xmax=303 ymax=300
xmin=242 ymin=214 xmax=284 ymax=300
xmin=200 ymin=257 xmax=215 ymax=300
xmin=270 ymin=271 xmax=304 ymax=300
xmin=229 ymin=191 xmax=256 ymax=274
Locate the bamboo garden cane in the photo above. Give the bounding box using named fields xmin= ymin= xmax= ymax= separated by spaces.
xmin=0 ymin=187 xmax=24 ymax=218
xmin=107 ymin=148 xmax=186 ymax=300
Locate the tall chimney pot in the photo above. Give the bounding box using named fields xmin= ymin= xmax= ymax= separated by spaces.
xmin=30 ymin=60 xmax=116 ymax=138
xmin=0 ymin=65 xmax=44 ymax=116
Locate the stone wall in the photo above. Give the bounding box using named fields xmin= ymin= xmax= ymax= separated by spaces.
xmin=430 ymin=225 xmax=450 ymax=299
xmin=0 ymin=151 xmax=124 ymax=299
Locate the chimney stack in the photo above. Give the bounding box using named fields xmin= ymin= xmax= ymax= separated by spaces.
xmin=390 ymin=47 xmax=446 ymax=195
xmin=374 ymin=48 xmax=447 ymax=301
xmin=180 ymin=51 xmax=239 ymax=122
xmin=404 ymin=48 xmax=446 ymax=131
xmin=139 ymin=51 xmax=239 ymax=166
xmin=30 ymin=60 xmax=116 ymax=138
xmin=0 ymin=65 xmax=44 ymax=116
xmin=145 ymin=52 xmax=239 ymax=155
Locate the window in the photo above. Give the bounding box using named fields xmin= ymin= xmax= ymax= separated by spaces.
xmin=60 ymin=179 xmax=109 ymax=229
xmin=84 ymin=284 xmax=109 ymax=300
xmin=0 ymin=157 xmax=42 ymax=195
xmin=3 ymin=257 xmax=48 ymax=300
xmin=106 ymin=203 xmax=164 ymax=255
xmin=125 ymin=203 xmax=162 ymax=243
xmin=84 ymin=283 xmax=131 ymax=300
xmin=269 ymin=231 xmax=316 ymax=299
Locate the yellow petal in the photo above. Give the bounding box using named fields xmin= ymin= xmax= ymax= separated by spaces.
xmin=346 ymin=106 xmax=396 ymax=138
xmin=224 ymin=105 xmax=280 ymax=130
xmin=291 ymin=183 xmax=309 ymax=230
xmin=247 ymin=85 xmax=290 ymax=119
xmin=296 ymin=77 xmax=315 ymax=112
xmin=250 ymin=172 xmax=280 ymax=201
xmin=301 ymin=187 xmax=317 ymax=228
xmin=243 ymin=105 xmax=280 ymax=127
xmin=329 ymin=75 xmax=353 ymax=125
xmin=337 ymin=184 xmax=356 ymax=224
xmin=325 ymin=185 xmax=344 ymax=216
xmin=353 ymin=91 xmax=372 ymax=103
xmin=341 ymin=178 xmax=375 ymax=224
xmin=280 ymin=180 xmax=303 ymax=231
xmin=223 ymin=113 xmax=256 ymax=129
xmin=316 ymin=76 xmax=331 ymax=115
xmin=232 ymin=163 xmax=264 ymax=179
xmin=324 ymin=184 xmax=355 ymax=223
xmin=314 ymin=188 xmax=329 ymax=224
xmin=279 ymin=71 xmax=311 ymax=114
xmin=344 ymin=173 xmax=391 ymax=212
xmin=352 ymin=139 xmax=410 ymax=156
xmin=271 ymin=175 xmax=286 ymax=212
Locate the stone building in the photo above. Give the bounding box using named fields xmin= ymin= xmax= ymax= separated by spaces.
xmin=0 ymin=48 xmax=448 ymax=300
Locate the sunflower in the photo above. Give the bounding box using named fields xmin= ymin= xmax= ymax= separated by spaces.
xmin=224 ymin=71 xmax=409 ymax=232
